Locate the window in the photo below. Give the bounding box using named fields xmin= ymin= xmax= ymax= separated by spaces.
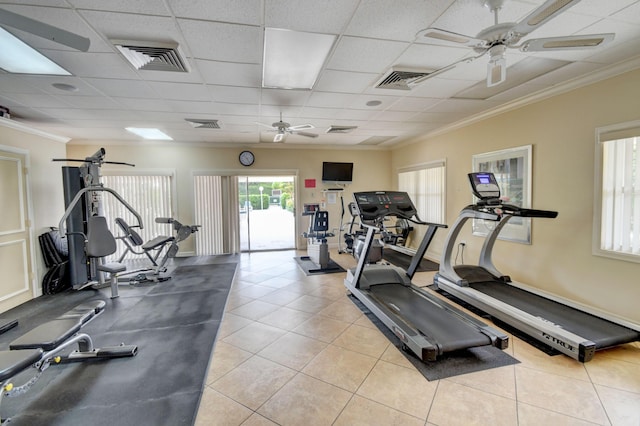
xmin=102 ymin=174 xmax=173 ymax=261
xmin=398 ymin=160 xmax=445 ymax=224
xmin=594 ymin=121 xmax=640 ymax=262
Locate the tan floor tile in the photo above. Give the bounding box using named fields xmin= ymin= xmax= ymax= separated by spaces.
xmin=286 ymin=294 xmax=334 ymax=313
xmin=258 ymin=306 xmax=315 ymax=331
xmin=332 ymin=323 xmax=390 ymax=358
xmin=515 ymin=366 xmax=608 ymax=423
xmin=379 ymin=344 xmax=415 ymax=369
xmin=234 ymin=284 xmax=277 ymax=299
xmin=306 ymin=284 xmax=350 ymax=301
xmin=195 ymin=387 xmax=252 ymax=426
xmin=334 ymin=394 xmax=425 ymax=426
xmin=595 ymin=384 xmax=640 ymax=426
xmin=511 ymin=337 xmax=590 ymax=381
xmin=292 ymin=315 xmax=351 ymax=343
xmin=240 ymin=413 xmax=279 ymax=425
xmin=302 ymin=344 xmax=377 ymax=392
xmin=224 ymin=293 xmax=254 ymax=311
xmin=222 ymin=321 xmax=286 ymax=353
xmin=258 ymin=332 xmax=327 ymax=370
xmin=229 ymin=299 xmax=281 ymax=321
xmin=517 ymin=402 xmax=598 ymax=426
xmin=317 ymin=299 xmax=363 ymax=322
xmin=586 ymin=356 xmax=640 ymax=394
xmin=258 ymin=289 xmax=303 ymax=306
xmin=217 ymin=313 xmax=253 ymax=339
xmin=353 ymin=313 xmax=377 ymax=329
xmin=357 ymin=360 xmax=437 ymax=419
xmin=596 ymin=343 xmax=640 ymax=365
xmin=445 ymin=364 xmax=516 ymax=399
xmin=258 ymin=276 xmax=296 ymax=289
xmin=257 ymin=373 xmax=352 ymax=426
xmin=206 ymin=341 xmax=253 ymax=384
xmin=429 ymin=380 xmax=517 ymax=426
xmin=212 ymin=356 xmax=296 ymax=410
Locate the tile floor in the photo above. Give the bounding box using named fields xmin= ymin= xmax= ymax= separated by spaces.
xmin=195 ymin=250 xmax=640 ymax=426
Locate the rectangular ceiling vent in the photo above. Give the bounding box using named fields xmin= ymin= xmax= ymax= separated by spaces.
xmin=112 ymin=40 xmax=188 ymax=72
xmin=326 ymin=125 xmax=358 ymax=134
xmin=375 ymin=67 xmax=434 ymax=90
xmin=185 ymin=119 xmax=221 ymax=129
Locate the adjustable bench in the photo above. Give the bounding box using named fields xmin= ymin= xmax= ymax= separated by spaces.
xmin=0 ymin=300 xmax=137 ymax=421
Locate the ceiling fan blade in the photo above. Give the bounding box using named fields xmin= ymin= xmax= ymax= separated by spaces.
xmin=0 ymin=7 xmax=90 ymax=51
xmin=407 ymin=51 xmax=486 ymax=87
xmin=293 ymin=131 xmax=318 ymax=138
xmin=512 ymin=0 xmax=582 ymax=37
xmin=416 ymin=27 xmax=486 ymax=48
xmin=273 ymin=133 xmax=285 ymax=143
xmin=288 ymin=124 xmax=314 ymax=131
xmin=520 ymin=33 xmax=615 ymax=52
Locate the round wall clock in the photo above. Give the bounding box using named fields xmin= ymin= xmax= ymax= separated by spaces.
xmin=239 ymin=150 xmax=255 ymax=166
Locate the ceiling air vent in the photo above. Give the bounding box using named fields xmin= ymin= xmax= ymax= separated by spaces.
xmin=185 ymin=119 xmax=221 ymax=129
xmin=112 ymin=40 xmax=188 ymax=72
xmin=375 ymin=67 xmax=434 ymax=90
xmin=326 ymin=125 xmax=358 ymax=134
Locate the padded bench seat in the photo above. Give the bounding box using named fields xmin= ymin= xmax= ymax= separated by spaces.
xmin=0 ymin=349 xmax=43 ymax=381
xmin=9 ymin=301 xmax=105 ymax=351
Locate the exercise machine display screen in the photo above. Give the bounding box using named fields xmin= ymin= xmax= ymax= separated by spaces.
xmin=353 ymin=191 xmax=417 ymax=221
xmin=468 ymin=172 xmax=500 ymax=200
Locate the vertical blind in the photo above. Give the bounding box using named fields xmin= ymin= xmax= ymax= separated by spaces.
xmin=398 ymin=161 xmax=445 ymax=224
xmin=193 ymin=175 xmax=240 ymax=255
xmin=601 ymin=136 xmax=639 ymax=255
xmin=101 ymin=174 xmax=173 ymax=261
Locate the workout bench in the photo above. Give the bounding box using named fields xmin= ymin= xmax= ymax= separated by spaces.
xmin=0 ymin=300 xmax=137 ymax=421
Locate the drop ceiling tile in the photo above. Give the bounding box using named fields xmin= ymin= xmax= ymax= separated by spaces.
xmin=2 ymin=93 xmax=71 ymax=108
xmin=67 ymin=0 xmax=172 ymax=15
xmin=147 ymin=81 xmax=212 ymax=101
xmin=348 ymin=94 xmax=401 ymax=110
xmin=388 ymin=96 xmax=441 ymax=112
xmin=326 ymin=37 xmax=409 ymax=74
xmin=83 ymin=78 xmax=158 ymax=98
xmin=407 ymin=76 xmax=477 ymax=98
xmin=306 ymin=92 xmax=356 ymax=108
xmin=314 ymin=70 xmax=378 ymax=93
xmin=178 ymin=19 xmax=262 ymax=62
xmin=35 ymin=107 xmax=139 ymax=121
xmin=209 ymin=86 xmax=260 ymax=104
xmin=373 ymin=110 xmax=419 ymax=122
xmin=164 ymin=100 xmax=216 ymax=114
xmin=168 ymin=0 xmax=261 ymax=25
xmin=20 ymin=76 xmax=104 ymax=96
xmin=115 ymin=97 xmax=175 ymax=112
xmin=298 ymin=106 xmax=341 ymax=120
xmin=79 ymin=10 xmax=181 ymax=43
xmin=195 ymin=60 xmax=261 ymax=87
xmin=42 ymin=51 xmax=140 ymax=79
xmin=611 ymin=1 xmax=640 ymax=24
xmin=394 ymin=43 xmax=471 ymax=70
xmin=345 ymin=0 xmax=452 ymax=41
xmin=259 ymin=106 xmax=303 ymax=119
xmin=570 ymin=0 xmax=638 ymax=18
xmin=260 ymin=89 xmax=311 ymax=106
xmin=264 ymin=0 xmax=359 ymax=33
xmin=55 ymin=95 xmax=121 ymax=109
xmin=0 ymin=76 xmax=47 ymax=94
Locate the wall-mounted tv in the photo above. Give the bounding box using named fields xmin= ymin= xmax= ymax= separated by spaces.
xmin=322 ymin=161 xmax=353 ymax=183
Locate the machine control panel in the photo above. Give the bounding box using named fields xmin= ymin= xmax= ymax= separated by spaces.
xmin=468 ymin=172 xmax=500 ymax=200
xmin=353 ymin=191 xmax=417 ymax=221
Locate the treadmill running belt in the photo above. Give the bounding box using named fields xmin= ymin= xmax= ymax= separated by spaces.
xmin=370 ymin=284 xmax=492 ymax=353
xmin=470 ymin=281 xmax=639 ymax=348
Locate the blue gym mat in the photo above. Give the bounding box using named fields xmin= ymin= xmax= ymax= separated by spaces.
xmin=0 ymin=258 xmax=237 ymax=425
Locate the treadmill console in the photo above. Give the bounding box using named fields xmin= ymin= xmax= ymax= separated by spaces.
xmin=353 ymin=191 xmax=417 ymax=222
xmin=468 ymin=172 xmax=500 ymax=200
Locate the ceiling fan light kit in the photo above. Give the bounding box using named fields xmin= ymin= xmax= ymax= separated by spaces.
xmin=416 ymin=0 xmax=615 ymax=88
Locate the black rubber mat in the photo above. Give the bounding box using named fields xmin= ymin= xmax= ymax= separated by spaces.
xmin=0 ymin=260 xmax=237 ymax=425
xmin=349 ymin=295 xmax=519 ymax=381
xmin=294 ymin=256 xmax=346 ymax=275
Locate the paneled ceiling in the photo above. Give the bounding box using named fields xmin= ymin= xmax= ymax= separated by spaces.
xmin=1 ymin=0 xmax=639 ymax=148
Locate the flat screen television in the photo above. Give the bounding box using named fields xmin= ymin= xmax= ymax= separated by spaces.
xmin=322 ymin=161 xmax=353 ymax=183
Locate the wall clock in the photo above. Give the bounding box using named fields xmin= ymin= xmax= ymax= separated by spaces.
xmin=239 ymin=150 xmax=255 ymax=166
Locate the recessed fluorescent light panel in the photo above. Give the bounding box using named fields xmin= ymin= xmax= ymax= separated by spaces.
xmin=125 ymin=127 xmax=173 ymax=140
xmin=262 ymin=28 xmax=336 ymax=89
xmin=0 ymin=27 xmax=71 ymax=75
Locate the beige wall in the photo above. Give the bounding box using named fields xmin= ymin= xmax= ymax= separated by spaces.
xmin=391 ymin=68 xmax=640 ymax=325
xmin=65 ymin=144 xmax=392 ymax=252
xmin=0 ymin=122 xmax=68 ymax=300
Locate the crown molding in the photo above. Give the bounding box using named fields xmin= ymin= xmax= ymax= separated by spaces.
xmin=0 ymin=117 xmax=70 ymax=143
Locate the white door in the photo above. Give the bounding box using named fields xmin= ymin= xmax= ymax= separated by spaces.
xmin=0 ymin=149 xmax=34 ymax=313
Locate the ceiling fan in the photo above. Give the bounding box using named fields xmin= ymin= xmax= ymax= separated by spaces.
xmin=255 ymin=113 xmax=318 ymax=142
xmin=415 ymin=0 xmax=614 ymax=87
xmin=0 ymin=7 xmax=90 ymax=51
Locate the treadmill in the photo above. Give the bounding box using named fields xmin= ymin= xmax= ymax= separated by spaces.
xmin=344 ymin=191 xmax=508 ymax=362
xmin=434 ymin=172 xmax=640 ymax=362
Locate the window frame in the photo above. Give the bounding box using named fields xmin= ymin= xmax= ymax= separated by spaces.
xmin=593 ymin=120 xmax=640 ymax=263
xmin=397 ymin=159 xmax=446 ymax=225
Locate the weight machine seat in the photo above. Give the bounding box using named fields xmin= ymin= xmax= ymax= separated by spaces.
xmin=10 ymin=301 xmax=105 ymax=351
xmin=0 ymin=349 xmax=43 ymax=381
xmin=87 ymin=216 xmax=126 ymax=298
xmin=114 ymin=218 xmax=174 ymax=263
